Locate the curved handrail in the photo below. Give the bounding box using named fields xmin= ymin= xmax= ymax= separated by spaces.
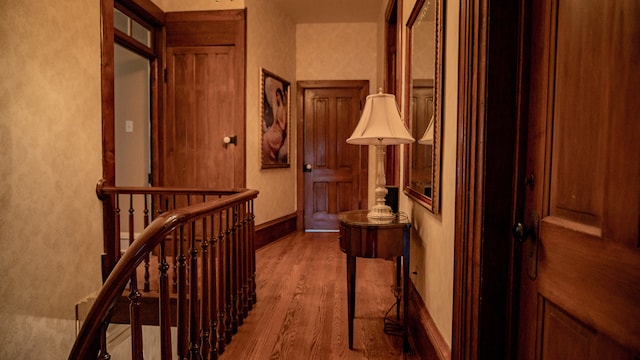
xmin=96 ymin=179 xmax=248 ymax=199
xmin=69 ymin=188 xmax=258 ymax=359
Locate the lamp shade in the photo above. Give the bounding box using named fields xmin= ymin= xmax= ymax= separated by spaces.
xmin=347 ymin=91 xmax=415 ymax=145
xmin=417 ymin=115 xmax=434 ymax=145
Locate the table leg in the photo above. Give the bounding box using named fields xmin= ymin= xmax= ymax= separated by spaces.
xmin=347 ymin=254 xmax=356 ymax=349
xmin=402 ymin=234 xmax=410 ymax=351
xmin=396 ymin=256 xmax=402 ymax=320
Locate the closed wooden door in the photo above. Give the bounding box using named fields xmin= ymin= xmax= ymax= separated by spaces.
xmin=301 ymin=81 xmax=368 ymax=230
xmin=517 ymin=0 xmax=640 ymax=358
xmin=163 ymin=46 xmax=241 ymax=189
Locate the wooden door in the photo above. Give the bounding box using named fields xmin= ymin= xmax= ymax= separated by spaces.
xmin=301 ymin=82 xmax=369 ymax=230
xmin=163 ymin=46 xmax=240 ymax=189
xmin=517 ymin=0 xmax=640 ymax=358
xmin=156 ymin=10 xmax=246 ymax=191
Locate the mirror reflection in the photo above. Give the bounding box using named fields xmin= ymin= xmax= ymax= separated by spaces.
xmin=405 ymin=0 xmax=441 ymax=213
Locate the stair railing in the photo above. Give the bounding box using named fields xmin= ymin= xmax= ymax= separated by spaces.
xmin=70 ymin=181 xmax=258 ymax=359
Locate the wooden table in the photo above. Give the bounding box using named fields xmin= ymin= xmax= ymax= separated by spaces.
xmin=338 ymin=210 xmax=411 ymax=351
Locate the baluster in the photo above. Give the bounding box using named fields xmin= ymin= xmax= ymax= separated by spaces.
xmin=200 ymin=216 xmax=210 ymax=359
xmin=241 ymin=203 xmax=249 ymax=318
xmin=158 ymin=237 xmax=173 ymax=360
xmin=98 ymin=320 xmax=111 ymax=360
xmin=208 ymin=213 xmax=218 ymax=360
xmin=128 ymin=195 xmax=136 ymax=290
xmin=224 ymin=208 xmax=233 ymax=343
xmin=237 ymin=205 xmax=247 ymax=323
xmin=217 ymin=211 xmax=227 ymax=353
xmin=143 ymin=194 xmax=151 ymax=292
xmin=248 ymin=199 xmax=257 ymax=306
xmin=114 ymin=195 xmax=121 ymax=262
xmin=177 ymin=226 xmax=188 ymax=359
xmin=234 ymin=205 xmax=244 ymax=326
xmin=172 ymin=195 xmax=178 ymax=293
xmin=189 ymin=221 xmax=201 ymax=359
xmin=128 ymin=195 xmax=143 ymax=360
xmin=229 ymin=207 xmax=239 ymax=335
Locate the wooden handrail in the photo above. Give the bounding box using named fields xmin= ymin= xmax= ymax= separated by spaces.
xmin=96 ymin=179 xmax=251 ymax=282
xmin=71 ymin=184 xmax=258 ymax=359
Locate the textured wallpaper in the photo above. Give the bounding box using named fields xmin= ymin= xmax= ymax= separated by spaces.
xmin=296 ymin=23 xmax=378 ymax=88
xmin=403 ymin=0 xmax=458 ymax=346
xmin=244 ymin=0 xmax=298 ymax=225
xmin=0 ymin=1 xmax=103 ymax=358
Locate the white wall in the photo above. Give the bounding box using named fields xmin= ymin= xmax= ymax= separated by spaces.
xmin=115 ymin=44 xmax=150 ymax=188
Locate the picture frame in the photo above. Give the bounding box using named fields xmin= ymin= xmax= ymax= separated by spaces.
xmin=260 ymin=68 xmax=291 ymax=168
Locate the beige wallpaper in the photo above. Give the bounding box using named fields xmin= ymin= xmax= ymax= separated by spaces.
xmin=0 ymin=1 xmax=103 ymax=358
xmin=296 ymin=23 xmax=378 ymax=86
xmin=400 ymin=0 xmax=459 ymax=347
xmin=244 ymin=0 xmax=298 ymax=225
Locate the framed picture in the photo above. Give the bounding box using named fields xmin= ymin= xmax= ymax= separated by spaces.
xmin=260 ymin=68 xmax=291 ymax=168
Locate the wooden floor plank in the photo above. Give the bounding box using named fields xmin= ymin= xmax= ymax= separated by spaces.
xmin=219 ymin=231 xmax=419 ymax=360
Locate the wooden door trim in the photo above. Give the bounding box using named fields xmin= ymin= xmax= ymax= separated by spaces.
xmin=384 ymin=0 xmax=402 ymax=186
xmin=296 ymin=80 xmax=369 ymax=230
xmin=453 ymin=1 xmax=524 ymax=359
xmin=101 ymin=0 xmax=165 ymax=186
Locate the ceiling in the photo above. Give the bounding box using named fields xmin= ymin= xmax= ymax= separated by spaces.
xmin=270 ymin=0 xmax=388 ymax=24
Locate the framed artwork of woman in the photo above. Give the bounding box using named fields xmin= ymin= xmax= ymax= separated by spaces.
xmin=260 ymin=68 xmax=290 ymax=168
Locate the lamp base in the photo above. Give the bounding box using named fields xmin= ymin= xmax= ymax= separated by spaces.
xmin=367 ymin=204 xmax=395 ymax=220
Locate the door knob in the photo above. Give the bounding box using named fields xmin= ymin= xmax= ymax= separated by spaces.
xmin=512 ymin=222 xmax=529 ymax=243
xmin=223 ymin=135 xmax=237 ymax=145
xmin=514 ymin=213 xmax=540 ymax=280
xmin=303 ymin=163 xmax=312 ymax=172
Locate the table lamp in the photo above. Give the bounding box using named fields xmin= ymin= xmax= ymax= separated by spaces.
xmin=347 ymin=90 xmax=414 ymax=219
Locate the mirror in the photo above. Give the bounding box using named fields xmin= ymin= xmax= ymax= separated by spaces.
xmin=404 ymin=0 xmax=443 ymax=213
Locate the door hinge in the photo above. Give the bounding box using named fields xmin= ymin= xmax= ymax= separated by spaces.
xmin=148 ymin=173 xmax=153 ymax=185
xmin=163 ymin=68 xmax=168 ymax=83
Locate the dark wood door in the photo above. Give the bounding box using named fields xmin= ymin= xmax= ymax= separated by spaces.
xmin=156 ymin=10 xmax=245 ymax=190
xmin=301 ymin=81 xmax=369 ymax=230
xmin=517 ymin=0 xmax=640 ymax=357
xmin=164 ymin=46 xmax=240 ymax=188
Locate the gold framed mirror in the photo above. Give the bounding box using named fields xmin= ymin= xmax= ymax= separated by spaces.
xmin=404 ymin=0 xmax=443 ymax=213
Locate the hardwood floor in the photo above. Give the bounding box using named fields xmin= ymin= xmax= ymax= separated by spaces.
xmin=219 ymin=231 xmax=420 ymax=360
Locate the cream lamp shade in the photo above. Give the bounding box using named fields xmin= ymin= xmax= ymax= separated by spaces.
xmin=347 ymin=92 xmax=415 ymax=145
xmin=346 ymin=90 xmax=414 ymax=220
xmin=417 ymin=115 xmax=434 ymax=145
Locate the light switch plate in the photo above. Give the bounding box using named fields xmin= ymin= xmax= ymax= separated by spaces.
xmin=125 ymin=120 xmax=134 ymax=133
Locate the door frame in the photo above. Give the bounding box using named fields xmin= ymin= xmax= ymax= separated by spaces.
xmin=296 ymin=80 xmax=370 ymax=230
xmin=100 ymin=0 xmax=165 ymax=186
xmin=453 ymin=0 xmax=525 ymax=359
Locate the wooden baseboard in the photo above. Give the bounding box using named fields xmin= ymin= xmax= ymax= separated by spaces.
xmin=255 ymin=213 xmax=297 ymax=249
xmin=407 ymin=280 xmax=452 ymax=360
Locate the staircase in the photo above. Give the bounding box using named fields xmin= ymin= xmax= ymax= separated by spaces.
xmin=70 ymin=180 xmax=259 ymax=359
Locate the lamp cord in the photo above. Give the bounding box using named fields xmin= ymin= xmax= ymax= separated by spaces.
xmin=383 ymin=285 xmax=404 ymax=337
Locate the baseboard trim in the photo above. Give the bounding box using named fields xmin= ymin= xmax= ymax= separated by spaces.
xmin=407 ymin=280 xmax=452 ymax=360
xmin=255 ymin=212 xmax=297 ymax=249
